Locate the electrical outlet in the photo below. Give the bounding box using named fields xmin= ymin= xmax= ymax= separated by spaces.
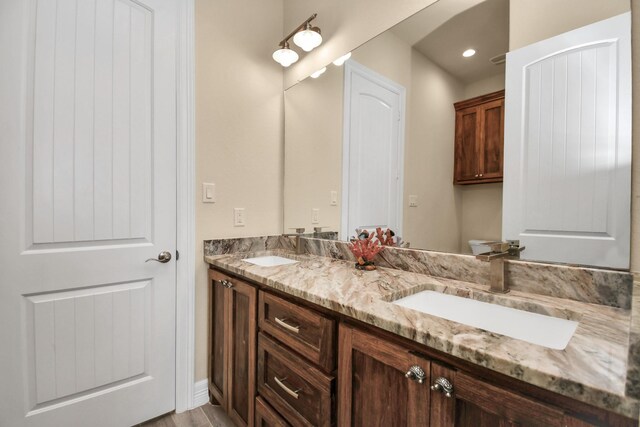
xmin=312 ymin=208 xmax=320 ymax=224
xmin=234 ymin=208 xmax=246 ymax=226
xmin=330 ymin=191 xmax=338 ymax=206
xmin=202 ymin=183 xmax=216 ymax=203
xmin=409 ymin=195 xmax=418 ymax=207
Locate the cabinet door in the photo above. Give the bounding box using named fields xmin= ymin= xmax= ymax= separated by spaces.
xmin=208 ymin=270 xmax=228 ymax=407
xmin=338 ymin=324 xmax=430 ymax=427
xmin=454 ymin=107 xmax=481 ymax=183
xmin=227 ymin=276 xmax=257 ymax=427
xmin=430 ymin=363 xmax=564 ymax=427
xmin=478 ymin=99 xmax=504 ymax=180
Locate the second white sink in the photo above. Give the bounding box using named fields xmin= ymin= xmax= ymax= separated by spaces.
xmin=393 ymin=291 xmax=578 ymax=350
xmin=242 ymin=255 xmax=298 ymax=267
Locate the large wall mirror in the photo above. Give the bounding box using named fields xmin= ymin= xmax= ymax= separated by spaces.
xmin=284 ymin=0 xmax=632 ymax=269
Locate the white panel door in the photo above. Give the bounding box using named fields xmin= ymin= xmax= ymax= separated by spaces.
xmin=342 ymin=61 xmax=405 ymax=240
xmin=0 ymin=0 xmax=178 ymax=425
xmin=503 ymin=13 xmax=631 ymax=269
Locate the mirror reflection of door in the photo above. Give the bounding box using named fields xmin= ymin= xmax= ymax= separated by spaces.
xmin=503 ymin=12 xmax=631 ymax=269
xmin=342 ymin=61 xmax=406 ymax=240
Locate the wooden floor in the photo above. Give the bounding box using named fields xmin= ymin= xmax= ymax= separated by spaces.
xmin=137 ymin=404 xmax=234 ymax=427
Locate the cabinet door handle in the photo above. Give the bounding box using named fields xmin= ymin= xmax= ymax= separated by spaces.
xmin=274 ymin=376 xmax=301 ymax=399
xmin=474 ymin=174 xmax=479 ymax=178
xmin=274 ymin=317 xmax=300 ymax=333
xmin=215 ymin=279 xmax=233 ymax=288
xmin=431 ymin=377 xmax=454 ymax=398
xmin=479 ymin=173 xmax=483 ymax=177
xmin=405 ymin=365 xmax=426 ymax=384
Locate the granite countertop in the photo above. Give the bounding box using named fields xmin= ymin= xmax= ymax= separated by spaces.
xmin=204 ymin=249 xmax=639 ymax=419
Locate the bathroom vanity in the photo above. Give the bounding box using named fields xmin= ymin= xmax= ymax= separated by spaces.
xmin=205 ymin=237 xmax=639 ymax=427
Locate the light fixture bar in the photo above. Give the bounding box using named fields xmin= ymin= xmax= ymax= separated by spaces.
xmin=278 ymin=13 xmax=318 ymax=47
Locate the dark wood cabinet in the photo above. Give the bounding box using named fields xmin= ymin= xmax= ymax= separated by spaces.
xmin=209 ymin=268 xmax=635 ymax=427
xmin=258 ymin=291 xmax=335 ymax=372
xmin=208 ymin=269 xmax=257 ymax=427
xmin=338 ymin=324 xmax=431 ymax=427
xmin=454 ymin=90 xmax=505 ymax=185
xmin=338 ymin=324 xmax=631 ymax=427
xmin=257 ymin=333 xmax=333 ymax=427
xmin=255 ymin=397 xmax=290 ymax=427
xmin=430 ymin=362 xmax=565 ymax=427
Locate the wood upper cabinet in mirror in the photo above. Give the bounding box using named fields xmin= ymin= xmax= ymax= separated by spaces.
xmin=453 ymin=90 xmax=505 ymax=185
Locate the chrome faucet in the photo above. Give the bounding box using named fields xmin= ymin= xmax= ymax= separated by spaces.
xmin=475 ymin=240 xmax=525 ymax=293
xmin=283 ymin=227 xmax=306 ymax=255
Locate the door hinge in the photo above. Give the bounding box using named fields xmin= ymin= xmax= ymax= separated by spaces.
xmin=176 ymin=250 xmax=180 ymax=261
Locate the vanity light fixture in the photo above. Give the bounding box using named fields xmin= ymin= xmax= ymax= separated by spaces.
xmin=462 ymin=48 xmax=476 ymax=58
xmin=273 ymin=13 xmax=322 ymax=67
xmin=293 ymin=21 xmax=323 ymax=52
xmin=332 ymin=52 xmax=352 ymax=66
xmin=272 ymin=41 xmax=299 ymax=67
xmin=310 ymin=67 xmax=327 ymax=78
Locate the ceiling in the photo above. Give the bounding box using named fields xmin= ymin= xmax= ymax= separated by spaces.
xmin=393 ymin=0 xmax=509 ymax=84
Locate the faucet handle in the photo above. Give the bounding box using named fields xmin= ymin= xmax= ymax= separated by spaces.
xmin=507 ymin=240 xmax=525 ymax=257
xmin=289 ymin=227 xmax=305 ymax=234
xmin=487 ymin=241 xmax=510 ymax=253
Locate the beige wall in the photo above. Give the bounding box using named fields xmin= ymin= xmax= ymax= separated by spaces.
xmin=283 ymin=0 xmax=439 ymax=88
xmin=194 ymin=0 xmax=284 ymax=381
xmin=463 ymin=72 xmax=505 ymax=99
xmin=403 ymin=48 xmax=464 ymax=251
xmin=459 ymin=73 xmax=506 ymax=253
xmin=509 ymin=0 xmax=630 ymax=50
xmin=284 ymin=65 xmax=343 ymax=232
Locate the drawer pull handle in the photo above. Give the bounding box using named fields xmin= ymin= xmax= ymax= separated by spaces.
xmin=274 ymin=317 xmax=300 ymax=333
xmin=274 ymin=376 xmax=301 ymax=399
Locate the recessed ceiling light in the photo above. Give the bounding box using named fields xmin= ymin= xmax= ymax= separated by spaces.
xmin=463 ymin=49 xmax=476 ymax=58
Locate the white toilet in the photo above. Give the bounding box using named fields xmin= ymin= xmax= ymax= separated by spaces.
xmin=468 ymin=240 xmax=492 ymax=255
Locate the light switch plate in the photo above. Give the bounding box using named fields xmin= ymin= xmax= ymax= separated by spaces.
xmin=330 ymin=191 xmax=338 ymax=206
xmin=234 ymin=208 xmax=246 ymax=226
xmin=202 ymin=183 xmax=216 ymax=203
xmin=409 ymin=195 xmax=418 ymax=207
xmin=312 ymin=208 xmax=320 ymax=224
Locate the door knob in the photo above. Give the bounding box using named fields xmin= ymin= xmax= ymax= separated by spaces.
xmin=145 ymin=251 xmax=172 ymax=263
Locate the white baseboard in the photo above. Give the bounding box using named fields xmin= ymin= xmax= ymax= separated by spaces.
xmin=193 ymin=379 xmax=209 ymax=408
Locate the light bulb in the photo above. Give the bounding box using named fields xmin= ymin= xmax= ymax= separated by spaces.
xmin=462 ymin=49 xmax=476 ymax=58
xmin=272 ymin=46 xmax=299 ymax=67
xmin=293 ymin=26 xmax=322 ymax=52
xmin=332 ymin=52 xmax=352 ymax=66
xmin=310 ymin=67 xmax=326 ymax=79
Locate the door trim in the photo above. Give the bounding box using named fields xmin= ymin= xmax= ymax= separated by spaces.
xmin=176 ymin=0 xmax=196 ymax=413
xmin=341 ymin=60 xmax=406 ymax=240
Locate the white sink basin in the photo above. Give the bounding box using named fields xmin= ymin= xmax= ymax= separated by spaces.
xmin=393 ymin=291 xmax=578 ymax=350
xmin=242 ymin=255 xmax=298 ymax=267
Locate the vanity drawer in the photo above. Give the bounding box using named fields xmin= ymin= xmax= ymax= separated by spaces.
xmin=255 ymin=396 xmax=290 ymax=427
xmin=259 ymin=291 xmax=335 ymax=372
xmin=257 ymin=333 xmax=333 ymax=427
